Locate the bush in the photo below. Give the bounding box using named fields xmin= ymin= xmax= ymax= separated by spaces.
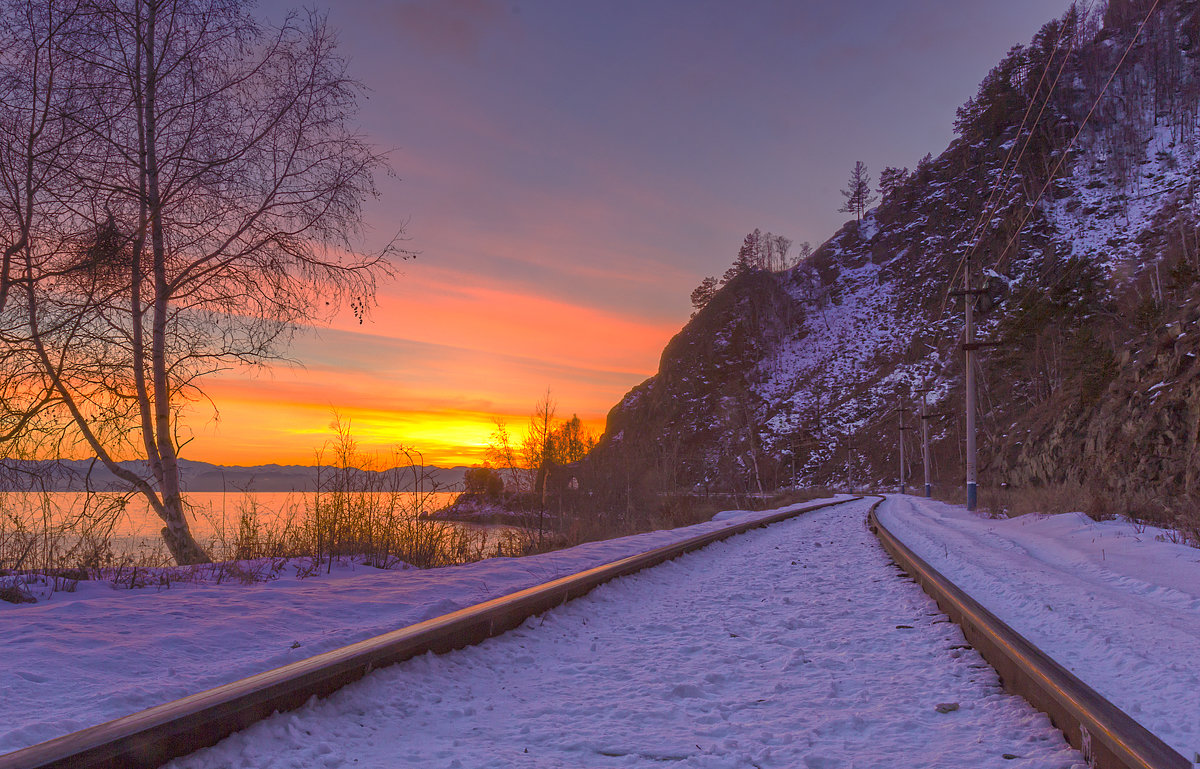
xmin=463 ymin=467 xmax=504 ymax=499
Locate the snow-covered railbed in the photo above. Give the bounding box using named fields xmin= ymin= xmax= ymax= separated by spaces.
xmin=166 ymin=497 xmax=1082 ymax=769
xmin=0 ymin=497 xmax=851 ymax=755
xmin=878 ymin=495 xmax=1200 ymax=762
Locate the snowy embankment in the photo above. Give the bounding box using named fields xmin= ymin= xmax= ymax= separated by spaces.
xmin=166 ymin=497 xmax=1081 ymax=769
xmin=878 ymin=495 xmax=1200 ymax=763
xmin=0 ymin=498 xmax=860 ymax=755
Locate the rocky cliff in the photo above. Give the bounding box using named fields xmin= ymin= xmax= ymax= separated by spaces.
xmin=591 ymin=0 xmax=1200 ymax=528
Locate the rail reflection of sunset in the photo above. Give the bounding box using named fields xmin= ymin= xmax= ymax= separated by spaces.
xmin=178 ymin=267 xmax=673 ymax=468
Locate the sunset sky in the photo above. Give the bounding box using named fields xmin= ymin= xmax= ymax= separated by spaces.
xmin=189 ymin=0 xmax=1080 ymax=468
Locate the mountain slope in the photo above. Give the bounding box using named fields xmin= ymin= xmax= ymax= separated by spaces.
xmin=592 ymin=0 xmax=1200 ymax=531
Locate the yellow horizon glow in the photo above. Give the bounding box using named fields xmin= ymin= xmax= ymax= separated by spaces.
xmin=163 ymin=264 xmax=674 ymax=468
xmin=180 ymin=393 xmax=609 ymax=468
xmin=7 ymin=264 xmax=675 ymax=469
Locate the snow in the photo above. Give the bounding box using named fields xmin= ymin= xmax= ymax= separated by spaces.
xmin=757 ymin=257 xmax=917 ymax=474
xmin=878 ymin=495 xmax=1200 ymax=761
xmin=6 ymin=493 xmax=1192 ymax=767
xmin=165 ymin=498 xmax=1083 ymax=769
xmin=0 ymin=497 xmax=855 ymax=755
xmin=1046 ymin=116 xmax=1199 ymax=282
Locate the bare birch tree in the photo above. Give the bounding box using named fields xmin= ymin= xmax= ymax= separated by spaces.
xmin=6 ymin=0 xmax=398 ymax=563
xmin=0 ymin=1 xmax=93 ymax=455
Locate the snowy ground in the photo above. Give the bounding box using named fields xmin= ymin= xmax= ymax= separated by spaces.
xmin=877 ymin=495 xmax=1200 ymax=763
xmin=1 ymin=497 xmax=858 ymax=755
xmin=165 ymin=497 xmax=1081 ymax=769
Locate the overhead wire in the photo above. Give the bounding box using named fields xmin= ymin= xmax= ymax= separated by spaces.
xmin=926 ymin=1 xmax=1161 ymax=373
xmin=992 ymin=0 xmax=1164 ymax=275
xmin=913 ymin=0 xmax=1165 ymax=463
xmin=984 ymin=0 xmax=1166 ymax=343
xmin=918 ymin=8 xmax=1080 ymax=400
xmin=935 ymin=13 xmax=1077 ymax=324
xmin=855 ymin=3 xmax=1161 ymax=448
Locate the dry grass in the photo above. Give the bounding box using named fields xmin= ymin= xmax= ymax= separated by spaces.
xmin=2 ymin=437 xmax=851 ymax=605
xmin=0 ymin=491 xmax=119 ymax=571
xmin=932 ymin=482 xmax=1199 ymax=548
xmin=553 ymin=487 xmax=841 ymax=549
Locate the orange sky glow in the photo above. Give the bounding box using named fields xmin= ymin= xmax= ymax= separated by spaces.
xmin=182 ymin=265 xmax=678 ymax=467
xmin=169 ymin=0 xmax=1078 ymax=470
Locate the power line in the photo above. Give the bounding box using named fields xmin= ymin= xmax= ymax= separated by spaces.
xmin=937 ymin=13 xmax=1078 ymax=323
xmin=993 ymin=0 xmax=1165 ymax=275
xmin=919 ymin=2 xmax=1162 ymax=511
xmin=986 ymin=0 xmax=1167 ymax=343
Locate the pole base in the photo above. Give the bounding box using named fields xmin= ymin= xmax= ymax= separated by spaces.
xmin=924 ymin=483 xmax=932 ymax=498
xmin=967 ymin=483 xmax=977 ymax=511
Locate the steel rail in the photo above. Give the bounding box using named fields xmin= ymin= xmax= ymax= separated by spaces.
xmin=868 ymin=499 xmax=1188 ymax=769
xmin=1 ymin=496 xmax=858 ymax=769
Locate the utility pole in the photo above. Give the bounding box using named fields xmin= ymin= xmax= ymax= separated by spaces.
xmin=964 ymin=260 xmax=978 ymax=511
xmin=916 ymin=385 xmax=952 ymax=499
xmin=950 ymin=258 xmax=1001 ymax=510
xmin=898 ymin=398 xmax=911 ymax=495
xmin=918 ymin=386 xmax=933 ymax=498
xmin=845 ymin=436 xmax=855 ymax=494
xmin=950 ymin=258 xmax=983 ymax=511
xmin=787 ymin=402 xmax=798 ymax=489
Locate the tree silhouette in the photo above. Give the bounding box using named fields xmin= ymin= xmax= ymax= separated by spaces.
xmin=3 ymin=0 xmax=399 ymax=564
xmin=839 ymin=161 xmax=878 ymax=222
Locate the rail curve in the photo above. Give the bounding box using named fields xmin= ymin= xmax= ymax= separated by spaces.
xmin=8 ymin=495 xmax=1183 ymax=769
xmin=868 ymin=497 xmax=1188 ymax=769
xmin=0 ymin=496 xmax=857 ymax=769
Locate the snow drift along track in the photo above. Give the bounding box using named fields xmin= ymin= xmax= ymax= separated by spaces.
xmin=869 ymin=499 xmax=1188 ymax=769
xmin=0 ymin=497 xmax=855 ymax=769
xmin=164 ymin=495 xmax=1084 ymax=768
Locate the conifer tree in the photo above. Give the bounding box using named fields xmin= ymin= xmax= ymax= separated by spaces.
xmin=690 ymin=276 xmax=719 ymax=315
xmin=839 ymin=161 xmax=877 ymax=222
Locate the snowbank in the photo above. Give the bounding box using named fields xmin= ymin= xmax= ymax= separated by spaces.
xmin=0 ymin=496 xmax=850 ymax=755
xmin=878 ymin=495 xmax=1200 ymax=762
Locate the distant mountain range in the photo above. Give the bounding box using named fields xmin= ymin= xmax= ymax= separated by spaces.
xmin=4 ymin=459 xmax=468 ymax=493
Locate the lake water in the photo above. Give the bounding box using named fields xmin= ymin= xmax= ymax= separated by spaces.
xmin=0 ymin=489 xmax=466 ymax=562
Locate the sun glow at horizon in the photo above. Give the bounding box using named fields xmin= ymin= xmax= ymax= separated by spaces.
xmin=159 ymin=263 xmax=674 ymax=468
xmin=180 ymin=393 xmax=610 ymax=468
xmin=2 ymin=254 xmax=674 ymax=470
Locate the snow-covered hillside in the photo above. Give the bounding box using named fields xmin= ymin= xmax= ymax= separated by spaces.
xmin=592 ymin=1 xmax=1200 ymax=532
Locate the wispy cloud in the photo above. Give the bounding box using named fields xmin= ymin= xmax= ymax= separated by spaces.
xmin=361 ymin=0 xmax=519 ymax=63
xmin=215 ymin=0 xmax=1077 ymax=468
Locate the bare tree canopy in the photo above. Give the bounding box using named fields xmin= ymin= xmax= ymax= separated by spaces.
xmin=0 ymin=0 xmax=399 ymax=564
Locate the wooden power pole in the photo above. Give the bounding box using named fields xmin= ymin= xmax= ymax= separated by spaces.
xmin=951 ymin=258 xmax=1002 ymax=511
xmin=918 ymin=386 xmax=932 ymax=498
xmin=898 ymin=397 xmax=913 ymax=495
xmin=964 ymin=264 xmax=977 ymax=511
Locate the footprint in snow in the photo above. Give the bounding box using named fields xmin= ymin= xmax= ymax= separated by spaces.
xmin=667 ymin=683 xmax=707 ymax=699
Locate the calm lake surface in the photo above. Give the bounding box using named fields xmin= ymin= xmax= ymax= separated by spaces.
xmin=1 ymin=490 xmax=466 ymax=560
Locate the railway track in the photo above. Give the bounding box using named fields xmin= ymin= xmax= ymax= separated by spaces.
xmin=1 ymin=495 xmax=1187 ymax=769
xmin=869 ymin=500 xmax=1188 ymax=769
xmin=0 ymin=497 xmax=853 ymax=769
